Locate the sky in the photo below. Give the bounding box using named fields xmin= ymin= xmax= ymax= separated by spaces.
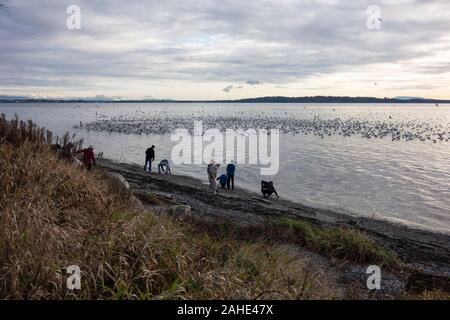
xmin=1 ymin=0 xmax=450 ymax=100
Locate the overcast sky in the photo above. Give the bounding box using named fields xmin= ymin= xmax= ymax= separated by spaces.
xmin=1 ymin=0 xmax=450 ymax=99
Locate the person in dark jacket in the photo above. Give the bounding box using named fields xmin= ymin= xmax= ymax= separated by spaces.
xmin=261 ymin=181 xmax=279 ymax=199
xmin=77 ymin=145 xmax=96 ymax=170
xmin=217 ymin=174 xmax=228 ymax=189
xmin=144 ymin=145 xmax=155 ymax=172
xmin=226 ymin=160 xmax=236 ymax=190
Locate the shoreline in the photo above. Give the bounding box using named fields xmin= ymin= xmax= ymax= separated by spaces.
xmin=99 ymin=158 xmax=450 ymax=281
xmin=126 ymin=159 xmax=450 ymax=236
xmin=2 ymin=98 xmax=450 ymax=104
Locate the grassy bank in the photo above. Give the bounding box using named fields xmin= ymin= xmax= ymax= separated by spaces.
xmin=0 ymin=115 xmax=341 ymax=299
xmin=270 ymin=217 xmax=402 ymax=268
xmin=0 ymin=115 xmax=447 ymax=300
xmin=177 ymin=216 xmax=403 ymax=269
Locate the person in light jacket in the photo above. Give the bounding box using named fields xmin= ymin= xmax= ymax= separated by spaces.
xmin=158 ymin=159 xmax=171 ymax=174
xmin=207 ymin=160 xmax=221 ymax=195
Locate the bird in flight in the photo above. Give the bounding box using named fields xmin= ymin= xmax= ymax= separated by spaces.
xmin=223 ymin=85 xmax=233 ymax=93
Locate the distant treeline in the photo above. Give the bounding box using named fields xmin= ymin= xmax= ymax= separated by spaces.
xmin=1 ymin=96 xmax=449 ymax=104
xmin=224 ymin=96 xmax=449 ymax=104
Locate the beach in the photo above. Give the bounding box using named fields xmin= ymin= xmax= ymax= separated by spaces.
xmin=3 ymin=0 xmax=450 ymax=305
xmin=99 ymin=158 xmax=450 ymax=287
xmin=1 ymin=113 xmax=449 ymax=300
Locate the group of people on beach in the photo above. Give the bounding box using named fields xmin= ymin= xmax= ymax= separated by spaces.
xmin=143 ymin=145 xmax=279 ymax=199
xmin=144 ymin=144 xmax=236 ymax=195
xmin=206 ymin=159 xmax=235 ymax=195
xmin=56 ymin=141 xmax=279 ymax=200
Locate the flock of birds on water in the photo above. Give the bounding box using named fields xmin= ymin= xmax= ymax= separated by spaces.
xmin=74 ymin=109 xmax=450 ymax=143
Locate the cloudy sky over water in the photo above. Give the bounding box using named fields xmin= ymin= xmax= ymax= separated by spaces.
xmin=1 ymin=0 xmax=450 ymax=100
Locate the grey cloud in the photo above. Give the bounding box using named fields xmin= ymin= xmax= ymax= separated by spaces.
xmin=0 ymin=0 xmax=449 ymax=95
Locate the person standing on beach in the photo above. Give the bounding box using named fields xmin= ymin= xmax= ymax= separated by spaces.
xmin=144 ymin=145 xmax=155 ymax=172
xmin=226 ymin=160 xmax=236 ymax=191
xmin=207 ymin=160 xmax=221 ymax=195
xmin=77 ymin=145 xmax=96 ymax=170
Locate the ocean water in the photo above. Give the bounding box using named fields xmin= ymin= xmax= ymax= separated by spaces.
xmin=1 ymin=102 xmax=449 ymax=234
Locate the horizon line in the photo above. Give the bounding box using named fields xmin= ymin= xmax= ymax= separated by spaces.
xmin=1 ymin=95 xmax=450 ymax=103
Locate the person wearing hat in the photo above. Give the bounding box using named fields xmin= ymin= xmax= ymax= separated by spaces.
xmin=77 ymin=145 xmax=96 ymax=170
xmin=144 ymin=145 xmax=155 ymax=172
xmin=207 ymin=159 xmax=221 ymax=195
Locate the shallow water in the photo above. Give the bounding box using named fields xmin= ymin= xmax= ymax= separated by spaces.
xmin=1 ymin=102 xmax=449 ymax=234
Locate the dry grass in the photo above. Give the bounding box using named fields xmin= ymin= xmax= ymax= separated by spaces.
xmin=180 ymin=216 xmax=403 ymax=270
xmin=270 ymin=217 xmax=402 ymax=269
xmin=0 ymin=116 xmax=341 ymax=299
xmin=404 ymin=290 xmax=450 ymax=300
xmin=5 ymin=115 xmax=442 ymax=300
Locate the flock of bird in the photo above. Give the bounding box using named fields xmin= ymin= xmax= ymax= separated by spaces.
xmin=75 ymin=110 xmax=450 ymax=143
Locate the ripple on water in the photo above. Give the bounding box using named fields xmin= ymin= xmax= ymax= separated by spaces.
xmin=1 ymin=103 xmax=449 ymax=234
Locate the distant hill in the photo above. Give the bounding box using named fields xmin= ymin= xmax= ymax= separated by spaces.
xmin=229 ymin=96 xmax=448 ymax=103
xmin=0 ymin=95 xmax=30 ymax=101
xmin=394 ymin=96 xmax=426 ymax=101
xmin=0 ymin=95 xmax=449 ymax=104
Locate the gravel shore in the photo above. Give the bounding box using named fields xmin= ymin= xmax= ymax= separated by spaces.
xmin=99 ymin=158 xmax=450 ymax=292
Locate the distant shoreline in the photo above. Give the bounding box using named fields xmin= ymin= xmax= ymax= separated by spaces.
xmin=1 ymin=96 xmax=450 ymax=104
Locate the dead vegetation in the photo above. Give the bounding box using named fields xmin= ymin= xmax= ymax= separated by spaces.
xmin=0 ymin=115 xmax=340 ymax=299
xmin=0 ymin=115 xmax=445 ymax=300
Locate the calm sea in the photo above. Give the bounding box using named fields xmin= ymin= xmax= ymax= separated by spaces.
xmin=1 ymin=102 xmax=449 ymax=234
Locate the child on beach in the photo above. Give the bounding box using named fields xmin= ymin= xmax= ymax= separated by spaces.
xmin=217 ymin=174 xmax=228 ymax=189
xmin=158 ymin=159 xmax=171 ymax=174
